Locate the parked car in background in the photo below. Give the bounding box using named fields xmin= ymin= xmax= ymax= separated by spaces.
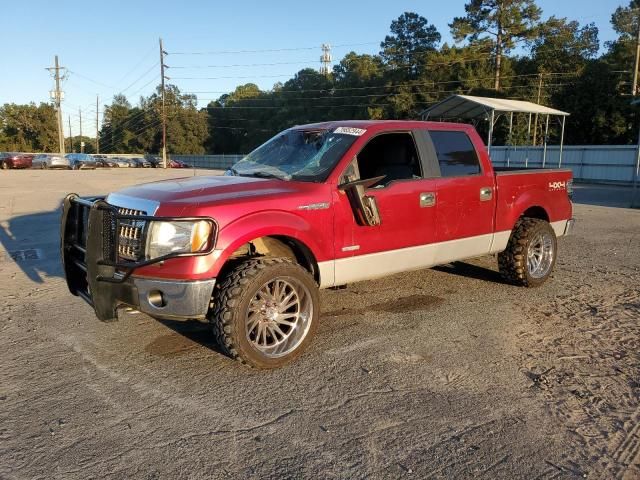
xmin=32 ymin=153 xmax=71 ymax=169
xmin=169 ymin=159 xmax=190 ymax=168
xmin=1 ymin=152 xmax=34 ymax=169
xmin=66 ymin=153 xmax=96 ymax=170
xmin=131 ymin=157 xmax=152 ymax=168
xmin=112 ymin=157 xmax=132 ymax=168
xmin=93 ymin=155 xmax=119 ymax=168
xmin=147 ymin=156 xmax=162 ymax=168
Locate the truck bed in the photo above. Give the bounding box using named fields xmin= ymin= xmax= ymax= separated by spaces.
xmin=493 ymin=167 xmax=573 ymax=176
xmin=493 ymin=167 xmax=573 ymax=234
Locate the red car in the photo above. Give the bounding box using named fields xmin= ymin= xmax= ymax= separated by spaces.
xmin=1 ymin=152 xmax=33 ymax=169
xmin=61 ymin=120 xmax=574 ymax=368
xmin=169 ymin=159 xmax=190 ymax=168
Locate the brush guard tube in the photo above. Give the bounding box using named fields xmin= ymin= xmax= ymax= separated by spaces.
xmin=61 ymin=194 xmax=216 ymax=321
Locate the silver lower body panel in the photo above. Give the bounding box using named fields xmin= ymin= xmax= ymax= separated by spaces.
xmin=132 ymin=277 xmax=216 ymax=319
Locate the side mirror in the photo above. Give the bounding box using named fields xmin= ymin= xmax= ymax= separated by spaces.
xmin=338 ymin=175 xmax=385 ymax=226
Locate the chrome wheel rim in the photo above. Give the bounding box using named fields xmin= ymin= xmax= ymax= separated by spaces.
xmin=527 ymin=232 xmax=554 ymax=279
xmin=245 ymin=277 xmax=313 ymax=358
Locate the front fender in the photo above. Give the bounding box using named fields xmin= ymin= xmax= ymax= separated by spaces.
xmin=209 ymin=210 xmax=332 ymax=277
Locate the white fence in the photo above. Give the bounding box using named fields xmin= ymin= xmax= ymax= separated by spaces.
xmin=490 ymin=146 xmax=639 ymax=184
xmin=170 ymin=154 xmax=243 ymax=170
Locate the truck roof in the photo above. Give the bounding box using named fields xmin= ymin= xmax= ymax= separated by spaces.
xmin=291 ymin=119 xmax=473 ymax=133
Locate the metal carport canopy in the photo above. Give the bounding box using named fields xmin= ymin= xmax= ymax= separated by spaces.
xmin=421 ymin=94 xmax=569 ymax=120
xmin=421 ymin=95 xmax=570 ymax=168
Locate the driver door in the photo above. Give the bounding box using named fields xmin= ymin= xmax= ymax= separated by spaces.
xmin=333 ymin=131 xmax=439 ymax=285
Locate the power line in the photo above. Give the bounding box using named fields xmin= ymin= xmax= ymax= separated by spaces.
xmin=171 ymin=57 xmax=495 ymax=80
xmin=168 ymin=50 xmax=495 ymax=72
xmin=168 ymin=42 xmax=379 ymax=55
xmin=99 ymin=118 xmax=162 ymax=153
xmin=120 ymin=62 xmax=160 ymax=94
xmin=170 ymin=60 xmax=321 ymax=69
xmin=200 ymin=79 xmax=580 ymax=111
xmin=67 ymin=70 xmax=115 ymax=90
xmin=187 ymin=72 xmax=578 ymax=98
xmin=100 ymin=107 xmax=156 ymax=134
xmin=171 ymin=58 xmax=573 ymax=81
xmin=129 ymin=76 xmax=159 ymax=97
xmin=199 ymin=82 xmax=575 ymax=108
xmin=113 ymin=44 xmax=158 ymax=86
xmin=66 ymin=59 xmax=159 ymax=114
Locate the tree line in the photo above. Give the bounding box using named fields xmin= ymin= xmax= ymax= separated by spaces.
xmin=2 ymin=0 xmax=640 ymax=154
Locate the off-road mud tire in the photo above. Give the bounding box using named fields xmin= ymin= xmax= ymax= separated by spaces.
xmin=498 ymin=217 xmax=557 ymax=287
xmin=209 ymin=257 xmax=320 ymax=369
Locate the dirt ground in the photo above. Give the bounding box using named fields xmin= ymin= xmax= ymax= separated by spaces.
xmin=1 ymin=169 xmax=639 ymax=479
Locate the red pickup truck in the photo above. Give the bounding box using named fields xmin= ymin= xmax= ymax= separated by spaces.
xmin=61 ymin=120 xmax=574 ymax=368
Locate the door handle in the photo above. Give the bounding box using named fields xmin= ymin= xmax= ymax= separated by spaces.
xmin=480 ymin=187 xmax=493 ymax=201
xmin=420 ymin=192 xmax=436 ymax=207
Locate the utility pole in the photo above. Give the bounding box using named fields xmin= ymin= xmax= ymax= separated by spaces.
xmin=96 ymin=95 xmax=99 ymax=154
xmin=494 ymin=31 xmax=502 ymax=91
xmin=320 ymin=44 xmax=332 ymax=77
xmin=532 ymin=72 xmax=544 ymax=146
xmin=46 ymin=56 xmax=66 ymax=155
xmin=160 ymin=38 xmax=168 ymax=168
xmin=68 ymin=116 xmax=73 ymax=153
xmin=633 ymin=17 xmax=640 ymax=96
xmin=631 ymin=11 xmax=640 ymax=208
xmin=79 ymin=108 xmax=83 ymax=153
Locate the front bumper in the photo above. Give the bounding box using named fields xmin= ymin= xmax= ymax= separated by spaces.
xmin=61 ymin=194 xmax=216 ymax=321
xmin=116 ymin=276 xmax=215 ymax=319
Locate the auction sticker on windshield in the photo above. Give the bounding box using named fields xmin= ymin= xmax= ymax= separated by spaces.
xmin=334 ymin=126 xmax=366 ymax=136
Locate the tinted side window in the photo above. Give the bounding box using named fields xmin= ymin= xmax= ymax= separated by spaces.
xmin=356 ymin=132 xmax=422 ymax=186
xmin=429 ymin=131 xmax=481 ymax=177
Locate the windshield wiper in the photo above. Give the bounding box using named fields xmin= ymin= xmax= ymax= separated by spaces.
xmin=249 ymin=171 xmax=287 ymax=180
xmin=226 ymin=167 xmax=239 ymax=176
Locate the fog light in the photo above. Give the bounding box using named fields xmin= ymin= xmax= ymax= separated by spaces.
xmin=148 ymin=290 xmax=166 ymax=308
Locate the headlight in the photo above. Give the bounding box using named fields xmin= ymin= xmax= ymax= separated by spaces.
xmin=146 ymin=220 xmax=213 ymax=259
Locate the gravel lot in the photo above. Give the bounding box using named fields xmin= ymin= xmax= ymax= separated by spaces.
xmin=1 ymin=169 xmax=639 ymax=479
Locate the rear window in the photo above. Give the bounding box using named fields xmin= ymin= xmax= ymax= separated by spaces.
xmin=429 ymin=130 xmax=481 ymax=177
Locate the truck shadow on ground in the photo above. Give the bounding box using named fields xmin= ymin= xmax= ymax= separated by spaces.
xmin=0 ymin=209 xmax=64 ymax=284
xmin=433 ymin=261 xmax=509 ymax=285
xmin=150 ymin=318 xmax=227 ymax=357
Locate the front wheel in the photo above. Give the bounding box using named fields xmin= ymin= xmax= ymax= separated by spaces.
xmin=1 ymin=161 xmax=9 ymax=170
xmin=210 ymin=258 xmax=319 ymax=368
xmin=498 ymin=218 xmax=557 ymax=287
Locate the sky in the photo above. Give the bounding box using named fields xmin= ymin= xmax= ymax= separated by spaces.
xmin=1 ymin=0 xmax=625 ymax=138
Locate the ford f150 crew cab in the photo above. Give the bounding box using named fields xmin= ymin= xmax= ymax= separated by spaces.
xmin=61 ymin=120 xmax=574 ymax=368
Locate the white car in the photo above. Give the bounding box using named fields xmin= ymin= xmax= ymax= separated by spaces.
xmin=33 ymin=154 xmax=71 ymax=169
xmin=114 ymin=157 xmax=134 ymax=168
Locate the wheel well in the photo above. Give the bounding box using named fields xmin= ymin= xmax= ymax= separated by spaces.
xmin=521 ymin=206 xmax=549 ymax=222
xmin=224 ymin=235 xmax=320 ymax=283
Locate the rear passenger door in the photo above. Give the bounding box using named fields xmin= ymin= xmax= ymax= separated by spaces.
xmin=426 ymin=129 xmax=496 ymax=260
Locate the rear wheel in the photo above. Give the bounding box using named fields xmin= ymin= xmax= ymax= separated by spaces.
xmin=210 ymin=257 xmax=319 ymax=368
xmin=1 ymin=161 xmax=9 ymax=169
xmin=498 ymin=218 xmax=557 ymax=287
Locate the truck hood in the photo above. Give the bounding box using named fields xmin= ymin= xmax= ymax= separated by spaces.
xmin=106 ymin=175 xmax=317 ymax=212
